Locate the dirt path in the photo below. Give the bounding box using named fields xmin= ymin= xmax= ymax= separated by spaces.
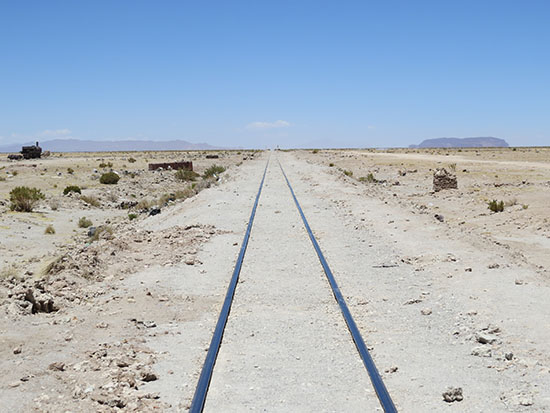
xmin=204 ymin=158 xmax=380 ymax=412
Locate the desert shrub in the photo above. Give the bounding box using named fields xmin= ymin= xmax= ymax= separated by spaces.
xmin=12 ymin=171 xmax=18 ymax=176
xmin=67 ymin=167 xmax=74 ymax=174
xmin=9 ymin=186 xmax=45 ymax=212
xmin=158 ymin=193 xmax=176 ymax=206
xmin=175 ymin=169 xmax=199 ymax=181
xmin=203 ymin=164 xmax=226 ymax=178
xmin=99 ymin=172 xmax=120 ymax=184
xmin=80 ymin=195 xmax=100 ymax=207
xmin=128 ymin=157 xmax=136 ymax=163
xmin=522 ymin=204 xmax=529 ymax=210
xmin=136 ymin=199 xmax=155 ymax=210
xmin=78 ymin=217 xmax=93 ymax=228
xmin=99 ymin=162 xmax=113 ymax=168
xmin=107 ymin=192 xmax=118 ymax=202
xmin=0 ymin=264 xmax=18 ymax=279
xmin=359 ymin=173 xmax=377 ymax=183
xmin=0 ymin=176 xmax=6 ymax=181
xmin=63 ymin=185 xmax=81 ymax=195
xmin=175 ymin=186 xmax=195 ymax=200
xmin=312 ymin=149 xmax=319 ymax=154
xmin=44 ymin=225 xmax=56 ymax=234
xmin=128 ymin=213 xmax=138 ymax=220
xmin=90 ymin=225 xmax=113 ymax=242
xmin=329 ymin=163 xmax=335 ymax=167
xmin=343 ymin=170 xmax=353 ymax=177
xmin=488 ymin=200 xmax=504 ymax=213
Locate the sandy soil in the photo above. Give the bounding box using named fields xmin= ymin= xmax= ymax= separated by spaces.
xmin=1 ymin=147 xmax=549 ymax=411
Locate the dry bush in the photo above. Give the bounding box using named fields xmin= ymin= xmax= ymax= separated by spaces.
xmin=175 ymin=169 xmax=199 ymax=181
xmin=9 ymin=186 xmax=45 ymax=212
xmin=203 ymin=164 xmax=226 ymax=178
xmin=359 ymin=173 xmax=377 ymax=183
xmin=45 ymin=225 xmax=56 ymax=234
xmin=78 ymin=217 xmax=93 ymax=228
xmin=0 ymin=264 xmax=18 ymax=279
xmin=90 ymin=225 xmax=113 ymax=242
xmin=63 ymin=185 xmax=81 ymax=195
xmin=80 ymin=195 xmax=100 ymax=207
xmin=488 ymin=200 xmax=505 ymax=213
xmin=100 ymin=172 xmax=120 ymax=184
xmin=136 ymin=199 xmax=155 ymax=210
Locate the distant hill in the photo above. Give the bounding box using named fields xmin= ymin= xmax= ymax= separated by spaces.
xmin=410 ymin=137 xmax=509 ymax=148
xmin=0 ymin=139 xmax=221 ymax=153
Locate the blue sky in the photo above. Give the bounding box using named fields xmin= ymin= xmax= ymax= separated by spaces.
xmin=1 ymin=1 xmax=549 ymax=148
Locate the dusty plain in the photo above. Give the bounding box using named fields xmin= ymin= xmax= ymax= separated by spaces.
xmin=1 ymin=147 xmax=549 ymax=412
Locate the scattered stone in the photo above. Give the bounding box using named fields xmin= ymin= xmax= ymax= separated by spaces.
xmin=476 ymin=332 xmax=497 ymax=345
xmin=421 ymin=308 xmax=432 ymax=315
xmin=149 ymin=208 xmax=161 ymax=216
xmin=48 ymin=361 xmax=66 ymax=371
xmin=465 ymin=267 xmax=472 ymax=272
xmin=13 ymin=346 xmax=22 ymax=354
xmin=24 ymin=289 xmax=56 ymax=313
xmin=443 ymin=387 xmax=463 ymax=403
xmin=433 ymin=168 xmax=458 ymax=192
xmin=140 ymin=371 xmax=158 ymax=382
xmin=471 ymin=346 xmax=492 ymax=357
xmin=87 ymin=226 xmax=97 ymax=237
xmin=404 ymin=298 xmax=422 ymax=305
xmin=385 ymin=366 xmax=398 ymax=373
xmin=434 ymin=214 xmax=444 ymax=222
xmin=488 ymin=263 xmax=500 ymax=269
xmin=515 ymin=279 xmax=524 ymax=285
xmin=505 ymin=352 xmax=514 ymax=361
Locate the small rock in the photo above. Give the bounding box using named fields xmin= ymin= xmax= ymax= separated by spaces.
xmin=149 ymin=207 xmax=161 ymax=216
xmin=488 ymin=263 xmax=500 ymax=269
xmin=476 ymin=333 xmax=497 ymax=344
xmin=505 ymin=352 xmax=514 ymax=361
xmin=434 ymin=214 xmax=444 ymax=222
xmin=421 ymin=308 xmax=432 ymax=315
xmin=471 ymin=346 xmax=492 ymax=357
xmin=13 ymin=346 xmax=22 ymax=354
xmin=48 ymin=361 xmax=66 ymax=371
xmin=465 ymin=267 xmax=472 ymax=272
xmin=140 ymin=371 xmax=158 ymax=382
xmin=515 ymin=279 xmax=524 ymax=285
xmin=443 ymin=387 xmax=463 ymax=403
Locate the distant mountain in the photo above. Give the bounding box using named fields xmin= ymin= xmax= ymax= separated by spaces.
xmin=410 ymin=137 xmax=509 ymax=148
xmin=0 ymin=139 xmax=221 ymax=153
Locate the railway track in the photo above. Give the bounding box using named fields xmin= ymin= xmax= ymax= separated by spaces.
xmin=190 ymin=156 xmax=397 ymax=412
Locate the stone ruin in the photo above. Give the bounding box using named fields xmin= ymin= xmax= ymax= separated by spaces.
xmin=433 ymin=168 xmax=458 ymax=192
xmin=148 ymin=161 xmax=193 ymax=171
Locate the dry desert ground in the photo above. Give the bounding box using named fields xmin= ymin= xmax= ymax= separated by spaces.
xmin=1 ymin=147 xmax=550 ymax=412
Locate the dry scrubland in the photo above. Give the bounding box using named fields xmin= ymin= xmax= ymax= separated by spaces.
xmin=301 ymin=147 xmax=550 ymax=274
xmin=1 ymin=146 xmax=550 ymax=411
xmin=0 ymin=150 xmax=255 ymax=279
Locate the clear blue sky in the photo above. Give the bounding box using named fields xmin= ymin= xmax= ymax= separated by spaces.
xmin=1 ymin=1 xmax=549 ymax=148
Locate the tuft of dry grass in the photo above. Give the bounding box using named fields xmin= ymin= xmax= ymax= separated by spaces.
xmin=80 ymin=195 xmax=100 ymax=207
xmin=44 ymin=225 xmax=56 ymax=234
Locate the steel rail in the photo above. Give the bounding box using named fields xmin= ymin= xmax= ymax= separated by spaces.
xmin=189 ymin=157 xmax=269 ymax=413
xmin=278 ymin=159 xmax=398 ymax=413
